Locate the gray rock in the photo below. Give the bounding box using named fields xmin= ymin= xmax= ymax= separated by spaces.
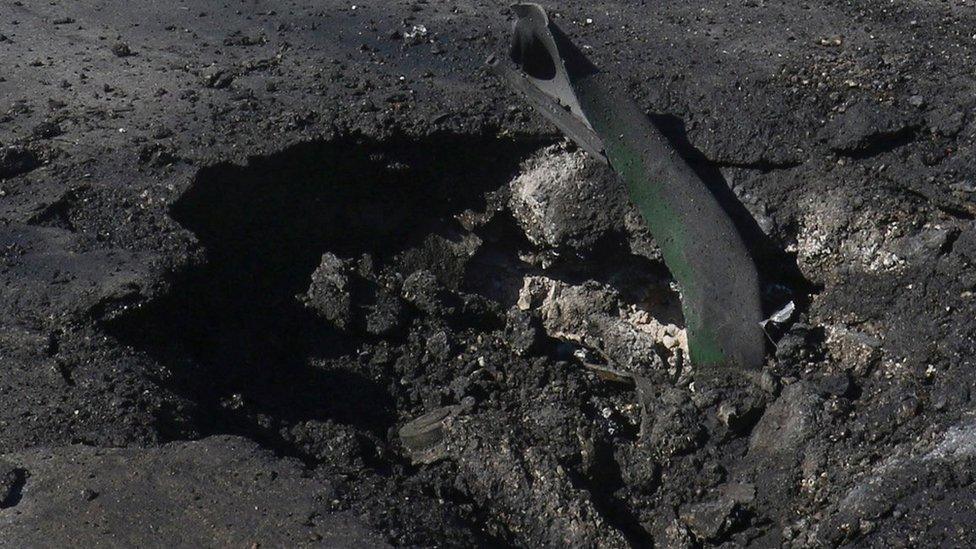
xmin=425 ymin=330 xmax=453 ymax=361
xmin=893 ymin=225 xmax=955 ymax=260
xmin=31 ymin=121 xmax=62 ymax=140
xmin=448 ymin=417 xmax=631 ymax=548
xmin=719 ymin=482 xmax=756 ymax=505
xmin=637 ymin=382 xmax=704 ymax=457
xmin=819 ymin=373 xmax=853 ymax=398
xmin=302 ymin=253 xmax=354 ymax=329
xmin=504 ymin=308 xmax=542 ymax=356
xmin=394 ymin=232 xmax=481 ymax=290
xmin=679 ymin=497 xmax=737 ymax=540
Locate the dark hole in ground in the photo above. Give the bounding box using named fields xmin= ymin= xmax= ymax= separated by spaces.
xmin=102 ymin=129 xmax=797 ymax=546
xmin=0 ymin=468 xmax=28 ymax=509
xmin=107 ymin=133 xmax=544 ymax=456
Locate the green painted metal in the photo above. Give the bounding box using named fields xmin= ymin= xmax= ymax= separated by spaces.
xmin=490 ymin=3 xmax=766 ymax=370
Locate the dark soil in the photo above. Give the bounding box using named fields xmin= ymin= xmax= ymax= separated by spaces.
xmin=2 ymin=1 xmax=976 ymax=547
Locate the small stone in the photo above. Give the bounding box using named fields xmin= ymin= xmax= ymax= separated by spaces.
xmin=425 ymin=330 xmax=452 ymax=361
xmin=302 ymin=253 xmax=354 ymax=330
xmin=151 ymin=126 xmax=173 ymax=139
xmin=749 ymin=382 xmax=821 ymax=457
xmin=201 ymin=65 xmax=234 ymax=89
xmin=898 ymin=396 xmax=920 ymax=419
xmin=459 ymin=395 xmax=477 ymax=412
xmin=679 ymin=498 xmax=737 ymax=540
xmin=953 ymin=223 xmax=976 ymax=264
xmin=504 ymin=308 xmax=542 ymax=356
xmin=894 ymin=226 xmax=954 ymax=260
xmin=401 ymin=269 xmax=445 ymax=315
xmin=111 ymin=42 xmax=134 ymax=57
xmin=80 ymin=488 xmax=98 ymax=501
xmin=908 ymin=95 xmax=925 ymax=108
xmin=819 ymin=373 xmax=853 ymax=398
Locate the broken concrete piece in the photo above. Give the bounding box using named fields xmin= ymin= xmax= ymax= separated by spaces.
xmin=517 ymin=275 xmax=684 ymax=375
xmin=825 ymin=324 xmax=882 ymax=376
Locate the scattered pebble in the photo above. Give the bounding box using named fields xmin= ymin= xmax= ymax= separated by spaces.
xmin=110 ymin=42 xmax=134 ymax=57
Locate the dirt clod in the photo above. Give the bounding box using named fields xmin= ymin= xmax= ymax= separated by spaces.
xmin=110 ymin=42 xmax=133 ymax=57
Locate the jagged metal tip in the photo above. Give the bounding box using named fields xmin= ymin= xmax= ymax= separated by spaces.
xmin=487 ymin=3 xmax=767 ymax=370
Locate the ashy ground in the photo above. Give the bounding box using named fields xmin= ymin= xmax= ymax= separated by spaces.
xmin=2 ymin=0 xmax=976 ymax=547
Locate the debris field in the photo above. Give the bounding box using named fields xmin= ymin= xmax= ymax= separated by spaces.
xmin=1 ymin=1 xmax=976 ymax=547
